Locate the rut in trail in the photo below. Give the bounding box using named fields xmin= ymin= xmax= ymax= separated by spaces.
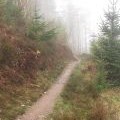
xmin=17 ymin=61 xmax=78 ymax=120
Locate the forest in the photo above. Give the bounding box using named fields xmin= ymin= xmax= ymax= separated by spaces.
xmin=0 ymin=0 xmax=73 ymax=119
xmin=0 ymin=0 xmax=120 ymax=120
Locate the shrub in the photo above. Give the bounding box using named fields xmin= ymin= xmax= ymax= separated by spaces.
xmin=85 ymin=81 xmax=100 ymax=99
xmin=0 ymin=39 xmax=17 ymax=65
xmin=95 ymin=62 xmax=108 ymax=92
xmin=27 ymin=9 xmax=57 ymax=41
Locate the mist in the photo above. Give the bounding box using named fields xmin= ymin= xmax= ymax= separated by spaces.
xmin=1 ymin=1 xmax=120 ymax=119
xmin=36 ymin=0 xmax=114 ymax=54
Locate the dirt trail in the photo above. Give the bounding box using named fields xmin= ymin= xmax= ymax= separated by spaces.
xmin=17 ymin=61 xmax=78 ymax=120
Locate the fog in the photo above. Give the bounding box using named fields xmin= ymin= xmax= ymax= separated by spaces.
xmin=37 ymin=0 xmax=119 ymax=54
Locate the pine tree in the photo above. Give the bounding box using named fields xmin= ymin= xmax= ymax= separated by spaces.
xmin=92 ymin=0 xmax=120 ymax=84
xmin=27 ymin=7 xmax=57 ymax=41
xmin=101 ymin=0 xmax=120 ymax=39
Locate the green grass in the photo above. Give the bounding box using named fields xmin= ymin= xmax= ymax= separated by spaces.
xmin=48 ymin=63 xmax=95 ymax=120
xmin=0 ymin=60 xmax=66 ymax=120
xmin=48 ymin=59 xmax=119 ymax=120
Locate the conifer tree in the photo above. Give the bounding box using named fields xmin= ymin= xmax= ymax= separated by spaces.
xmin=27 ymin=7 xmax=57 ymax=41
xmin=92 ymin=0 xmax=120 ymax=83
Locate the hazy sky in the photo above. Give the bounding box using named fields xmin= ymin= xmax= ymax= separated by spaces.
xmin=38 ymin=0 xmax=116 ymax=34
xmin=38 ymin=0 xmax=120 ymax=53
xmin=55 ymin=0 xmax=110 ymax=34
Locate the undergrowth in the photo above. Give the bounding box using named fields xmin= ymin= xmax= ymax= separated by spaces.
xmin=0 ymin=1 xmax=74 ymax=120
xmin=48 ymin=56 xmax=119 ymax=120
xmin=0 ymin=60 xmax=66 ymax=120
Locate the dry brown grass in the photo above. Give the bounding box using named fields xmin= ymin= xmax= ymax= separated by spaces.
xmin=89 ymin=99 xmax=108 ymax=120
xmin=89 ymin=97 xmax=119 ymax=120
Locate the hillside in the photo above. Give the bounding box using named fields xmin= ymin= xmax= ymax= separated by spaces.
xmin=0 ymin=1 xmax=74 ymax=120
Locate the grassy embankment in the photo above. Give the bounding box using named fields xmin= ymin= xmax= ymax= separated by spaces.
xmin=0 ymin=1 xmax=74 ymax=120
xmin=0 ymin=23 xmax=72 ymax=120
xmin=0 ymin=22 xmax=73 ymax=120
xmin=0 ymin=60 xmax=67 ymax=120
xmin=49 ymin=56 xmax=120 ymax=120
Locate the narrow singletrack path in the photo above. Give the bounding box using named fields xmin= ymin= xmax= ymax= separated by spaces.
xmin=17 ymin=61 xmax=78 ymax=120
